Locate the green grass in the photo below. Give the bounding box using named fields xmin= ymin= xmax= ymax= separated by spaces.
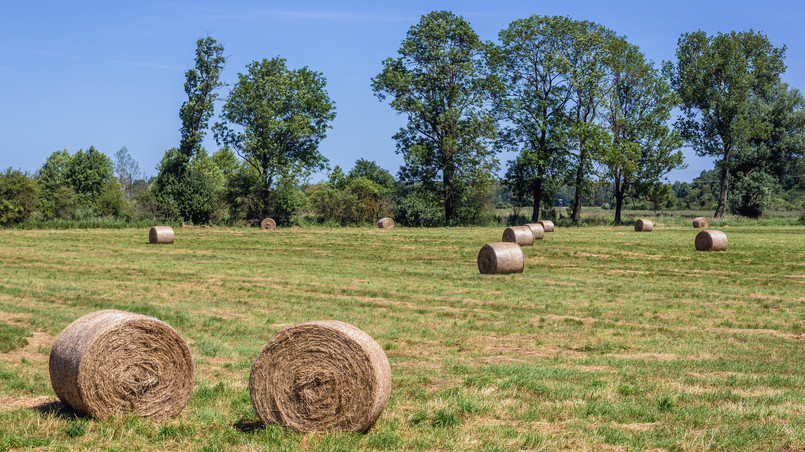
xmin=0 ymin=223 xmax=803 ymax=450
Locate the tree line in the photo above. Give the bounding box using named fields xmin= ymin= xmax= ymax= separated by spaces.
xmin=1 ymin=12 xmax=803 ymax=227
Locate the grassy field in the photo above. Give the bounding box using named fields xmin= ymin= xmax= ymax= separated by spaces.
xmin=0 ymin=221 xmax=803 ymax=451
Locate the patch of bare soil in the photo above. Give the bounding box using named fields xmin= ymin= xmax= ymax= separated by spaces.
xmin=0 ymin=396 xmax=54 ymax=412
xmin=540 ymin=314 xmax=597 ymax=324
xmin=609 ymin=352 xmax=679 ymax=361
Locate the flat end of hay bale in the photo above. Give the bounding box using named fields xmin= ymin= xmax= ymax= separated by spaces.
xmin=537 ymin=220 xmax=555 ymax=232
xmin=692 ymin=217 xmax=709 ymax=228
xmin=695 ymin=230 xmax=727 ymax=251
xmin=49 ymin=309 xmax=193 ymax=419
xmin=502 ymin=226 xmax=535 ymax=246
xmin=260 ymin=218 xmax=276 ymax=230
xmin=377 ymin=217 xmax=395 ymax=229
xmin=149 ymin=226 xmax=174 ymax=244
xmin=249 ymin=320 xmax=391 ymax=433
xmin=635 ymin=219 xmax=653 ymax=232
xmin=478 ymin=242 xmax=524 ymax=274
xmin=524 ymin=223 xmax=545 ymax=240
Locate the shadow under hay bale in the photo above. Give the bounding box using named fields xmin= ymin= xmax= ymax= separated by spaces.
xmin=693 ymin=217 xmax=709 ymax=228
xmin=537 ymin=220 xmax=555 ymax=232
xmin=634 ymin=219 xmax=653 ymax=232
xmin=48 ymin=310 xmax=193 ymax=419
xmin=149 ymin=226 xmax=174 ymax=244
xmin=695 ymin=230 xmax=728 ymax=251
xmin=502 ymin=226 xmax=534 ymax=246
xmin=261 ymin=218 xmax=276 ymax=230
xmin=477 ymin=242 xmax=524 ymax=275
xmin=377 ymin=217 xmax=395 ymax=229
xmin=524 ymin=223 xmax=545 ymax=240
xmin=249 ymin=321 xmax=391 ymax=433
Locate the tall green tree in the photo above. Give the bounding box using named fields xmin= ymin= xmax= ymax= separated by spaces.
xmin=0 ymin=168 xmax=39 ymax=225
xmin=602 ymin=38 xmax=684 ymax=224
xmin=214 ymin=57 xmax=335 ymax=221
xmin=665 ymin=30 xmax=786 ymax=217
xmin=492 ymin=15 xmax=577 ymax=222
xmin=179 ymin=36 xmax=226 ymax=159
xmin=63 ymin=146 xmax=113 ymax=205
xmin=372 ymin=10 xmax=499 ymax=223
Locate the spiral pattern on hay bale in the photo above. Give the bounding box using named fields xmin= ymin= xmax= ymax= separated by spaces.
xmin=502 ymin=226 xmax=535 ymax=246
xmin=249 ymin=321 xmax=391 ymax=433
xmin=377 ymin=217 xmax=395 ymax=229
xmin=48 ymin=310 xmax=193 ymax=419
xmin=261 ymin=218 xmax=276 ymax=230
xmin=692 ymin=217 xmax=709 ymax=228
xmin=149 ymin=226 xmax=174 ymax=244
xmin=537 ymin=220 xmax=555 ymax=232
xmin=477 ymin=242 xmax=524 ymax=275
xmin=695 ymin=230 xmax=728 ymax=251
xmin=634 ymin=219 xmax=653 ymax=232
xmin=524 ymin=223 xmax=545 ymax=240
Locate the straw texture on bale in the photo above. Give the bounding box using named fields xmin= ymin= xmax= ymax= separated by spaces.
xmin=695 ymin=230 xmax=728 ymax=251
xmin=502 ymin=226 xmax=535 ymax=246
xmin=524 ymin=223 xmax=545 ymax=240
xmin=149 ymin=226 xmax=174 ymax=244
xmin=48 ymin=310 xmax=193 ymax=419
xmin=477 ymin=242 xmax=524 ymax=274
xmin=250 ymin=320 xmax=391 ymax=433
xmin=261 ymin=218 xmax=276 ymax=230
xmin=692 ymin=217 xmax=709 ymax=228
xmin=377 ymin=217 xmax=395 ymax=229
xmin=537 ymin=220 xmax=555 ymax=232
xmin=634 ymin=219 xmax=653 ymax=232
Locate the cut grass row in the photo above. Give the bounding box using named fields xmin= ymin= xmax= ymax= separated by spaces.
xmin=0 ymin=223 xmax=803 ymax=450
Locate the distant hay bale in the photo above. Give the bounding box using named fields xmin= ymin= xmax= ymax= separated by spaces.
xmin=377 ymin=217 xmax=395 ymax=229
xmin=48 ymin=310 xmax=193 ymax=419
xmin=502 ymin=226 xmax=535 ymax=246
xmin=477 ymin=242 xmax=524 ymax=275
xmin=250 ymin=321 xmax=391 ymax=433
xmin=537 ymin=220 xmax=555 ymax=232
xmin=524 ymin=223 xmax=545 ymax=240
xmin=261 ymin=218 xmax=276 ymax=230
xmin=634 ymin=219 xmax=653 ymax=232
xmin=695 ymin=230 xmax=728 ymax=251
xmin=692 ymin=217 xmax=709 ymax=228
xmin=149 ymin=226 xmax=174 ymax=244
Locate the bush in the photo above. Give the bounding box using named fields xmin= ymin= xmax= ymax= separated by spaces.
xmin=0 ymin=168 xmax=40 ymax=225
xmin=729 ymin=171 xmax=777 ymax=218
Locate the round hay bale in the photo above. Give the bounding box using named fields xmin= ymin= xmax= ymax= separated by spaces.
xmin=502 ymin=226 xmax=535 ymax=246
xmin=477 ymin=242 xmax=524 ymax=275
xmin=261 ymin=218 xmax=276 ymax=230
xmin=537 ymin=220 xmax=555 ymax=232
xmin=377 ymin=217 xmax=395 ymax=229
xmin=695 ymin=230 xmax=727 ymax=251
xmin=250 ymin=321 xmax=391 ymax=433
xmin=48 ymin=310 xmax=193 ymax=419
xmin=149 ymin=226 xmax=174 ymax=244
xmin=634 ymin=219 xmax=653 ymax=232
xmin=524 ymin=223 xmax=545 ymax=240
xmin=692 ymin=217 xmax=709 ymax=228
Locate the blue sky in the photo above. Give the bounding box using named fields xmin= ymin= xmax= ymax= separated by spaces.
xmin=2 ymin=1 xmax=803 ymax=182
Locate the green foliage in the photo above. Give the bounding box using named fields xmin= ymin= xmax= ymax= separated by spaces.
xmin=0 ymin=168 xmax=39 ymax=225
xmin=149 ymin=148 xmax=218 ymax=224
xmin=393 ymin=183 xmax=444 ymax=227
xmin=215 ymin=56 xmax=335 ymax=221
xmin=728 ymin=171 xmax=778 ymax=218
xmin=114 ymin=146 xmax=140 ymax=200
xmin=307 ymin=164 xmax=392 ymax=225
xmin=63 ymin=146 xmax=114 ymax=205
xmin=373 ymin=10 xmax=499 ymax=223
xmin=347 ymin=159 xmax=395 ymax=191
xmin=95 ymin=178 xmax=126 ymax=218
xmin=179 ymin=36 xmax=226 ymax=158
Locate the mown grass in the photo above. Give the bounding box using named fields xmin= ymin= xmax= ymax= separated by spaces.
xmin=0 ymin=221 xmax=803 ymax=450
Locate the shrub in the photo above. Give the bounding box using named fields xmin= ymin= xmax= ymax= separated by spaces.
xmin=0 ymin=168 xmax=40 ymax=225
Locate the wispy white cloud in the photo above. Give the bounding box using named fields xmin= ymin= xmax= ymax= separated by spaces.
xmin=0 ymin=46 xmax=184 ymax=71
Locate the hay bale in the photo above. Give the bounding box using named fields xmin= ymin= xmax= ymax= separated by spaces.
xmin=48 ymin=310 xmax=193 ymax=419
xmin=524 ymin=223 xmax=545 ymax=240
xmin=477 ymin=242 xmax=524 ymax=275
xmin=502 ymin=226 xmax=535 ymax=246
xmin=261 ymin=218 xmax=276 ymax=230
xmin=692 ymin=217 xmax=709 ymax=228
xmin=537 ymin=220 xmax=555 ymax=232
xmin=377 ymin=217 xmax=395 ymax=229
xmin=149 ymin=226 xmax=174 ymax=244
xmin=695 ymin=230 xmax=727 ymax=251
xmin=634 ymin=219 xmax=653 ymax=232
xmin=250 ymin=321 xmax=391 ymax=433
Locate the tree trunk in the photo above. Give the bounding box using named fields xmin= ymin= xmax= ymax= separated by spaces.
xmin=714 ymin=144 xmax=732 ymax=218
xmin=443 ymin=167 xmax=455 ymax=223
xmin=614 ymin=175 xmax=625 ymax=225
xmin=571 ymin=147 xmax=587 ymax=224
xmin=531 ymin=165 xmax=545 ymax=223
